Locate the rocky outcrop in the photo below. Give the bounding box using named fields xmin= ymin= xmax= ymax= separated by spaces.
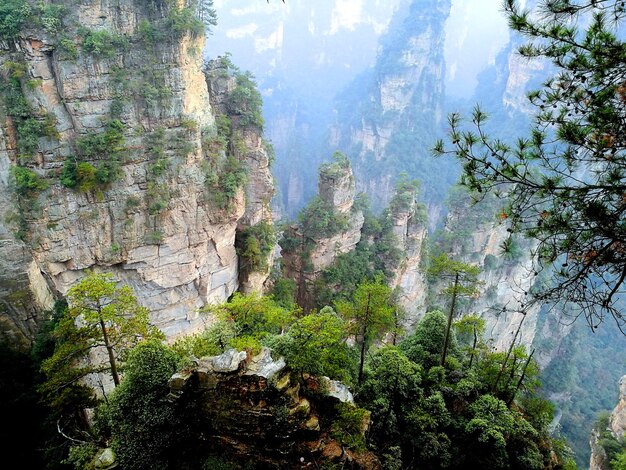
xmin=205 ymin=58 xmax=275 ymax=294
xmin=281 ymin=157 xmax=364 ymax=311
xmin=590 ymin=428 xmax=610 ymax=470
xmin=610 ymin=376 xmax=626 ymax=442
xmin=169 ymin=348 xmax=379 ymax=469
xmin=387 ymin=190 xmax=428 ymax=330
xmin=590 ymin=375 xmax=626 ymax=470
xmin=0 ymin=1 xmax=275 ymax=342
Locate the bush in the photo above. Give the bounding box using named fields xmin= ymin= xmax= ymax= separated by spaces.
xmin=76 ymin=120 xmax=125 ymax=158
xmin=10 ymin=166 xmax=48 ymax=196
xmin=102 ymin=341 xmax=183 ymax=470
xmin=236 ymin=221 xmax=276 ymax=273
xmin=331 ymin=403 xmax=368 ymax=451
xmin=227 ymin=71 xmax=264 ymax=128
xmin=56 ymin=37 xmax=79 ymax=61
xmin=299 ymin=197 xmax=350 ymax=238
xmin=0 ymin=0 xmax=31 ymax=40
xmin=81 ymin=29 xmax=128 ymax=58
xmin=60 ymin=158 xmax=119 ymax=193
xmin=167 ymin=7 xmax=205 ymax=38
xmin=319 ymin=151 xmax=351 ymax=178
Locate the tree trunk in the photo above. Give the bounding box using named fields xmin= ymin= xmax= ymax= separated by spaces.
xmin=358 ymin=292 xmax=372 ymax=385
xmin=468 ymin=324 xmax=478 ymax=369
xmin=99 ymin=317 xmax=120 ymax=387
xmin=507 ymin=349 xmax=535 ymax=407
xmin=441 ymin=272 xmax=459 ymax=366
xmin=492 ymin=315 xmax=525 ymax=393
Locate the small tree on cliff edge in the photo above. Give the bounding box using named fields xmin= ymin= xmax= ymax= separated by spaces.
xmin=41 ymin=272 xmax=162 ymax=404
xmin=428 ymin=254 xmax=481 ymax=366
xmin=336 ymin=278 xmax=395 ymax=385
xmin=434 ymin=0 xmax=626 ymax=331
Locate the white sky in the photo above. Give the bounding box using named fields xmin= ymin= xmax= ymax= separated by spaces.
xmin=445 ymin=0 xmax=510 ymax=97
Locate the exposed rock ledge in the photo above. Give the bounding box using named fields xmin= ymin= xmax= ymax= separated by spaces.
xmin=169 ymin=348 xmax=379 ymax=469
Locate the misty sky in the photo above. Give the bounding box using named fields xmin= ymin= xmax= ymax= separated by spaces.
xmin=208 ymin=0 xmax=512 ymax=99
xmin=445 ymin=0 xmax=510 ymax=97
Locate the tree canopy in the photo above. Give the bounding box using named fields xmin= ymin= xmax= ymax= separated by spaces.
xmin=434 ymin=0 xmax=626 ymax=331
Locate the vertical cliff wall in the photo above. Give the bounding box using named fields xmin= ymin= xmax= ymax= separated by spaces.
xmin=590 ymin=376 xmax=626 ymax=470
xmin=0 ymin=0 xmax=274 ymax=343
xmin=281 ymin=156 xmax=364 ymax=311
xmin=331 ymin=0 xmax=453 ymax=213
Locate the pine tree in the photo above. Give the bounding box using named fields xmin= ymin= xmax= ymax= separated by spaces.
xmin=434 ymin=0 xmax=626 ymax=331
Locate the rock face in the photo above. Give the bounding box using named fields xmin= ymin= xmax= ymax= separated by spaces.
xmin=610 ymin=376 xmax=626 ymax=442
xmin=331 ymin=0 xmax=453 ymax=211
xmin=281 ymin=159 xmax=364 ymax=311
xmin=590 ymin=428 xmax=610 ymax=470
xmin=387 ymin=191 xmax=428 ymax=330
xmin=0 ymin=1 xmax=274 ymax=342
xmin=590 ymin=375 xmax=626 ymax=470
xmin=439 ymin=195 xmax=543 ymax=351
xmin=169 ymin=348 xmax=379 ymax=469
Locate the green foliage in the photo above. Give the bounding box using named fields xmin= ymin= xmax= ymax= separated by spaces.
xmin=358 ymin=308 xmax=560 ymax=470
xmin=500 ymin=235 xmax=524 ymax=262
xmin=269 ymin=278 xmax=298 ymax=310
xmin=388 ymin=173 xmax=419 ymax=213
xmin=0 ymin=0 xmax=31 ymax=40
xmin=66 ymin=443 xmax=97 ymax=470
xmin=0 ymin=61 xmax=59 ymax=159
xmin=76 ymin=120 xmax=125 ymax=158
xmin=434 ymin=0 xmax=626 ymax=329
xmin=81 ymin=28 xmax=128 ymax=58
xmin=171 ymin=319 xmax=237 ymax=359
xmin=236 ymin=221 xmax=276 ymax=273
xmin=100 ymin=340 xmax=184 ymax=470
xmin=60 ymin=120 xmax=125 ymax=193
xmin=268 ymin=307 xmax=354 ymax=383
xmin=204 ymin=153 xmax=247 ymax=210
xmin=146 ymin=182 xmax=170 ymax=215
xmin=56 ymin=36 xmax=79 ymax=61
xmin=358 ymin=346 xmax=422 ymax=442
xmin=319 ymin=151 xmax=351 ymax=178
xmin=401 ymin=310 xmax=459 ymax=369
xmin=335 ymin=278 xmax=395 ymax=384
xmin=10 ymin=166 xmax=48 ymax=196
xmin=167 ymin=6 xmax=205 ymax=38
xmin=613 ymin=451 xmax=626 ymax=470
xmin=200 ymin=292 xmax=295 ymax=341
xmin=227 ymin=71 xmax=264 ymax=128
xmin=40 ymin=272 xmax=163 ymax=398
xmin=298 ymin=196 xmax=350 ymax=238
xmin=136 ymin=19 xmax=167 ymax=44
xmin=331 ymin=403 xmax=369 ymax=451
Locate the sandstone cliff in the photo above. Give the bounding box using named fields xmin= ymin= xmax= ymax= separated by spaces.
xmin=386 ymin=183 xmax=428 ymax=330
xmin=330 ymin=0 xmax=452 ymax=212
xmin=0 ymin=0 xmax=274 ymax=345
xmin=281 ymin=155 xmax=364 ymax=311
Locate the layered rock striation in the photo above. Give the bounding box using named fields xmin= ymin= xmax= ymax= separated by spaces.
xmin=386 ymin=189 xmax=428 ymax=330
xmin=0 ymin=0 xmax=274 ymax=343
xmin=281 ymin=156 xmax=364 ymax=311
xmin=169 ymin=348 xmax=379 ymax=469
